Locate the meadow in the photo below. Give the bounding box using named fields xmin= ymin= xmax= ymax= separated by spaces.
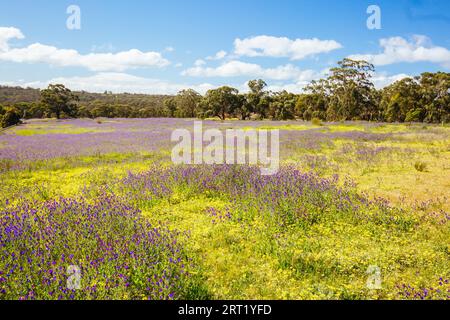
xmin=0 ymin=118 xmax=449 ymax=300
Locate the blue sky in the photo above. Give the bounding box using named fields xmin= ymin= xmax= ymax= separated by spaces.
xmin=0 ymin=0 xmax=449 ymax=94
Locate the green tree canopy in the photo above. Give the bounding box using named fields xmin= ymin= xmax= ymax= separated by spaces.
xmin=327 ymin=58 xmax=377 ymax=121
xmin=1 ymin=107 xmax=22 ymax=128
xmin=245 ymin=79 xmax=269 ymax=119
xmin=200 ymin=86 xmax=241 ymax=120
xmin=174 ymin=89 xmax=202 ymax=118
xmin=380 ymin=77 xmax=421 ymax=122
xmin=40 ymin=84 xmax=79 ymax=119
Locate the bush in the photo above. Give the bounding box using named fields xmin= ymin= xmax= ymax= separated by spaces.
xmin=414 ymin=161 xmax=427 ymax=172
xmin=311 ymin=117 xmax=323 ymax=126
xmin=1 ymin=107 xmax=22 ymax=128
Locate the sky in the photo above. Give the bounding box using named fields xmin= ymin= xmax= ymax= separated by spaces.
xmin=0 ymin=0 xmax=449 ymax=94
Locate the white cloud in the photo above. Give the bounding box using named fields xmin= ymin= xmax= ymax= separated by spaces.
xmin=6 ymin=70 xmax=405 ymax=96
xmin=194 ymin=59 xmax=206 ymax=66
xmin=349 ymin=35 xmax=450 ymax=68
xmin=234 ymin=35 xmax=342 ymax=60
xmin=255 ymin=72 xmax=408 ymax=93
xmin=206 ymin=50 xmax=227 ymax=60
xmin=0 ymin=27 xmax=24 ymax=51
xmin=182 ymin=60 xmax=321 ymax=82
xmin=12 ymin=72 xmax=215 ymax=95
xmin=164 ymin=46 xmax=175 ymax=52
xmin=0 ymin=27 xmax=170 ymax=71
xmin=266 ymin=82 xmax=310 ymax=94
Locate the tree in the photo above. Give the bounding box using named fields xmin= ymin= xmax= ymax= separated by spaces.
xmin=269 ymin=91 xmax=297 ymax=120
xmin=0 ymin=69 xmax=449 ymax=123
xmin=174 ymin=89 xmax=202 ymax=118
xmin=327 ymin=58 xmax=376 ymax=121
xmin=418 ymin=72 xmax=450 ymax=123
xmin=380 ymin=72 xmax=450 ymax=123
xmin=200 ymin=86 xmax=241 ymax=120
xmin=40 ymin=84 xmax=79 ymax=119
xmin=300 ymin=79 xmax=330 ymax=120
xmin=245 ymin=79 xmax=269 ymax=119
xmin=90 ymin=100 xmax=115 ymax=118
xmin=300 ymin=59 xmax=378 ymax=121
xmin=380 ymin=77 xmax=421 ymax=122
xmin=163 ymin=97 xmax=177 ymax=117
xmin=1 ymin=107 xmax=22 ymax=128
xmin=76 ymin=105 xmax=93 ymax=118
xmin=233 ymin=93 xmax=248 ymax=120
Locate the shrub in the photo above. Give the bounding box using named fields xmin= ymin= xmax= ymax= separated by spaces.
xmin=311 ymin=117 xmax=323 ymax=126
xmin=414 ymin=161 xmax=427 ymax=172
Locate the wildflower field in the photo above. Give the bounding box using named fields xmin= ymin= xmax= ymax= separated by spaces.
xmin=0 ymin=118 xmax=449 ymax=300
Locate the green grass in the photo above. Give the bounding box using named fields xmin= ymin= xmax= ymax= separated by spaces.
xmin=10 ymin=127 xmax=113 ymax=136
xmin=1 ymin=120 xmax=449 ymax=300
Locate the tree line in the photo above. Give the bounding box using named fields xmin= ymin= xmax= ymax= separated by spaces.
xmin=1 ymin=59 xmax=449 ymax=127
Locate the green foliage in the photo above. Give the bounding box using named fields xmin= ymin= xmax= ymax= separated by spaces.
xmin=40 ymin=84 xmax=79 ymax=119
xmin=245 ymin=79 xmax=269 ymax=119
xmin=269 ymin=90 xmax=297 ymax=120
xmin=174 ymin=89 xmax=202 ymax=118
xmin=163 ymin=97 xmax=177 ymax=118
xmin=303 ymin=59 xmax=379 ymax=122
xmin=200 ymin=86 xmax=241 ymax=120
xmin=162 ymin=89 xmax=203 ymax=118
xmin=0 ymin=86 xmax=171 ymax=119
xmin=311 ymin=117 xmax=322 ymax=126
xmin=381 ymin=78 xmax=421 ymax=122
xmin=414 ymin=161 xmax=427 ymax=172
xmin=1 ymin=62 xmax=449 ymax=123
xmin=419 ymin=72 xmax=450 ymax=123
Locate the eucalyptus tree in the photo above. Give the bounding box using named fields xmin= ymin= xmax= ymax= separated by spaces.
xmin=40 ymin=84 xmax=79 ymax=119
xmin=201 ymin=86 xmax=241 ymax=120
xmin=246 ymin=79 xmax=270 ymax=119
xmin=418 ymin=72 xmax=450 ymax=123
xmin=174 ymin=89 xmax=202 ymax=118
xmin=326 ymin=58 xmax=377 ymax=121
xmin=380 ymin=77 xmax=421 ymax=122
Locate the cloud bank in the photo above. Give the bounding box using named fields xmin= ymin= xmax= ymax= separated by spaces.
xmin=0 ymin=27 xmax=170 ymax=71
xmin=349 ymin=35 xmax=450 ymax=68
xmin=234 ymin=35 xmax=342 ymax=60
xmin=182 ymin=60 xmax=321 ymax=82
xmin=12 ymin=72 xmax=215 ymax=95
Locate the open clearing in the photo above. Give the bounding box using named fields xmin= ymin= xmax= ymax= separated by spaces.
xmin=1 ymin=119 xmax=449 ymax=299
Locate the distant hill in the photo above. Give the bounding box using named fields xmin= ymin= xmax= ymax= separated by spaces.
xmin=0 ymin=85 xmax=172 ymax=109
xmin=0 ymin=86 xmax=41 ymax=104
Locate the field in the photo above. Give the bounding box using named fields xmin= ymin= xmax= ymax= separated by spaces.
xmin=0 ymin=118 xmax=449 ymax=300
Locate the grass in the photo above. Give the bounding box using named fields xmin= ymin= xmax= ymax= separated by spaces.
xmin=10 ymin=126 xmax=114 ymax=136
xmin=0 ymin=119 xmax=449 ymax=300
